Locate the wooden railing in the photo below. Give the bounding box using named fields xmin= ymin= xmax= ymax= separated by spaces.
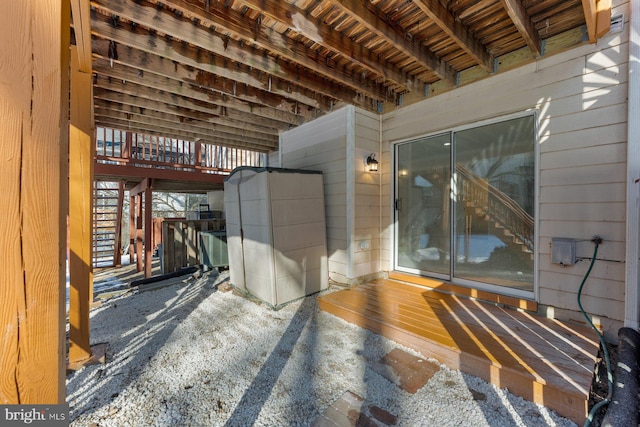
xmin=95 ymin=127 xmax=265 ymax=174
xmin=456 ymin=164 xmax=534 ymax=252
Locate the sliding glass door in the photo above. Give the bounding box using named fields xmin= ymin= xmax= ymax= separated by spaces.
xmin=394 ymin=114 xmax=535 ymax=295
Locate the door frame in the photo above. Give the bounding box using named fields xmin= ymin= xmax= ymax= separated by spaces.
xmin=391 ymin=110 xmax=539 ymax=301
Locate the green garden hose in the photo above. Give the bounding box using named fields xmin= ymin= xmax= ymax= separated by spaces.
xmin=577 ymin=239 xmax=612 ymax=427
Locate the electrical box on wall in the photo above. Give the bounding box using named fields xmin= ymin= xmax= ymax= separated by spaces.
xmin=551 ymin=238 xmax=577 ymax=266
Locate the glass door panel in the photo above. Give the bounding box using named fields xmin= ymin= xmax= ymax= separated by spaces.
xmin=396 ymin=134 xmax=451 ymax=276
xmin=453 ymin=116 xmax=535 ymax=291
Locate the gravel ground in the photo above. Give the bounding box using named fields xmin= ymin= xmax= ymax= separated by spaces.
xmin=67 ymin=271 xmax=577 ymax=427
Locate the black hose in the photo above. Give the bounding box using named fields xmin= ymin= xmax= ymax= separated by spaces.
xmin=578 ymin=242 xmax=612 ymax=427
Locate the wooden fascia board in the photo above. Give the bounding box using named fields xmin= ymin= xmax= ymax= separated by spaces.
xmin=94 ymin=110 xmax=278 ymax=147
xmin=95 ymin=117 xmax=278 ymax=150
xmin=499 ymin=0 xmax=542 ymax=57
xmin=90 ymin=0 xmax=388 ymax=103
xmin=411 ymin=0 xmax=493 ymax=72
xmin=94 ymin=104 xmax=279 ymax=142
xmin=93 ymin=99 xmax=281 ymax=136
xmin=92 ymin=58 xmax=312 ymax=123
xmin=332 ymin=0 xmax=456 ymax=84
xmin=70 ymin=0 xmax=92 ymax=72
xmin=89 ymin=17 xmax=327 ymax=110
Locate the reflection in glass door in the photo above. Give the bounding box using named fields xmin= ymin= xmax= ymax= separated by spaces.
xmin=396 ymin=134 xmax=451 ymax=278
xmin=395 ymin=114 xmax=535 ymax=295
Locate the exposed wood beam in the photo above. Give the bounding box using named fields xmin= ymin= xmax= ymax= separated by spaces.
xmin=130 ymin=177 xmax=150 ymax=197
xmin=411 ymin=0 xmax=493 ymax=72
xmin=331 ymin=0 xmax=456 ymax=83
xmin=148 ymin=0 xmax=394 ymax=101
xmin=94 ymin=110 xmax=278 ymax=148
xmin=92 ymin=57 xmax=313 ymax=123
xmin=498 ymin=0 xmax=542 ymax=56
xmin=88 ymin=15 xmax=331 ymax=111
xmin=93 ymin=81 xmax=293 ymax=128
xmin=595 ymin=0 xmax=612 ymax=39
xmin=90 ymin=1 xmax=387 ymax=105
xmin=90 ymin=38 xmax=328 ymax=113
xmin=184 ymin=0 xmax=414 ymax=92
xmin=70 ymin=0 xmax=92 ymax=72
xmin=95 ymin=117 xmax=277 ymax=151
xmin=94 ymin=104 xmax=279 ymax=143
xmin=94 ymin=99 xmax=280 ymax=137
xmin=582 ymin=0 xmax=612 ymax=42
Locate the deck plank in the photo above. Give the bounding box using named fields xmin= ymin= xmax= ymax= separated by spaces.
xmin=318 ymin=278 xmax=599 ymax=425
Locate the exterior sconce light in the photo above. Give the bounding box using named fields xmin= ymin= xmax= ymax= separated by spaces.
xmin=366 ymin=153 xmax=379 ymax=172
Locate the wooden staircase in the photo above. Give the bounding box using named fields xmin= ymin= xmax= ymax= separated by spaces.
xmin=456 ymin=164 xmax=534 ymax=258
xmin=93 ymin=181 xmax=124 ymax=267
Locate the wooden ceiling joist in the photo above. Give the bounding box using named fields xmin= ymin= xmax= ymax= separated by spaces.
xmin=96 ymin=116 xmax=276 ymax=151
xmin=91 ymin=0 xmax=388 ymax=105
xmin=498 ymin=0 xmax=542 ymax=57
xmin=330 ymin=0 xmax=456 ymax=83
xmin=237 ymin=0 xmax=417 ymax=92
xmin=411 ymin=0 xmax=493 ymax=72
xmin=93 ymin=80 xmax=294 ymax=128
xmin=92 ymin=58 xmax=311 ymax=124
xmin=89 ymin=14 xmax=331 ymax=111
xmin=94 ymin=99 xmax=279 ymax=138
xmin=94 ymin=107 xmax=278 ymax=147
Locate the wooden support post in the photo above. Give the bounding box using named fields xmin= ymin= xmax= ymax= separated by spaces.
xmin=129 ymin=194 xmax=136 ymax=264
xmin=136 ymin=193 xmax=144 ymax=272
xmin=0 ymin=0 xmax=68 ymax=403
xmin=68 ymin=45 xmax=94 ymax=366
xmin=144 ymin=182 xmax=154 ymax=278
xmin=123 ymin=131 xmax=131 ymax=159
xmin=113 ymin=180 xmax=125 ymax=267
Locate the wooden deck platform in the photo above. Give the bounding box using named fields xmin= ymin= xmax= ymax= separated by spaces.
xmin=317 ymin=275 xmax=599 ymax=425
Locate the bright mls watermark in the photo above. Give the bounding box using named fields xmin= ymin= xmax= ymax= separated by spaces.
xmin=1 ymin=405 xmax=68 ymax=426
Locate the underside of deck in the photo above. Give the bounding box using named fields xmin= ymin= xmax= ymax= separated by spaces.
xmin=317 ymin=275 xmax=599 ymax=425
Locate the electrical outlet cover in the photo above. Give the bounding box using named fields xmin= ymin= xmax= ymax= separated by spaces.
xmin=551 ymin=238 xmax=576 ymax=265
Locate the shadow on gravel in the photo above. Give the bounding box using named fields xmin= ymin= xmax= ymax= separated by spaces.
xmin=66 ymin=271 xmax=220 ymax=422
xmin=223 ymin=297 xmax=315 ymax=427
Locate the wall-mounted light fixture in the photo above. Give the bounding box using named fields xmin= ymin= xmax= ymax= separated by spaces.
xmin=366 ymin=153 xmax=379 ymax=172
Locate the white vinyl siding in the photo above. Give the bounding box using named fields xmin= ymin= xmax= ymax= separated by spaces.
xmin=382 ymin=0 xmax=629 ymax=332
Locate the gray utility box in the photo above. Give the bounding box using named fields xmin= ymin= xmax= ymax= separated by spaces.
xmin=224 ymin=167 xmax=329 ymax=308
xmin=199 ymin=230 xmax=229 ymax=269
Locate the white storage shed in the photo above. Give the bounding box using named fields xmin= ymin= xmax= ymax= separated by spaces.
xmin=224 ymin=167 xmax=329 ymax=307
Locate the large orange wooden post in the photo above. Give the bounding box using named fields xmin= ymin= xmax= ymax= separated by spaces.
xmin=68 ymin=44 xmax=94 ymax=366
xmin=0 ymin=0 xmax=68 ymax=403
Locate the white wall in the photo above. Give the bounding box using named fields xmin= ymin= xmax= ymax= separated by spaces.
xmin=382 ymin=0 xmax=630 ymax=335
xmin=280 ymin=108 xmax=350 ymax=283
